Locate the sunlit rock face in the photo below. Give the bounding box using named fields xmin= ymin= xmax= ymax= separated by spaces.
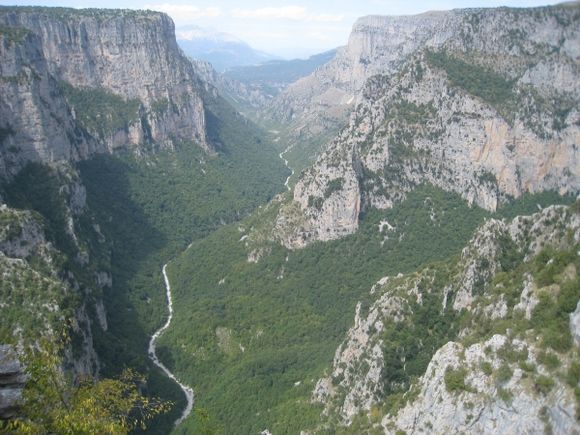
xmin=276 ymin=4 xmax=579 ymax=248
xmin=314 ymin=204 xmax=580 ymax=433
xmin=0 ymin=7 xmax=209 ymax=177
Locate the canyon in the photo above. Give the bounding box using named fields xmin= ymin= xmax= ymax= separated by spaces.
xmin=0 ymin=3 xmax=578 ymax=434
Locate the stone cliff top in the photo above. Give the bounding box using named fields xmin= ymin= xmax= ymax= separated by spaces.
xmin=0 ymin=4 xmax=209 ymax=173
xmin=353 ymin=1 xmax=579 ymax=26
xmin=0 ymin=6 xmax=165 ymax=20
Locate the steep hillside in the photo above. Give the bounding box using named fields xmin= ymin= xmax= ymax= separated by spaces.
xmin=0 ymin=201 xmax=99 ymax=376
xmin=161 ymin=185 xmax=573 ymax=433
xmin=0 ymin=6 xmax=208 ymax=177
xmin=268 ymin=3 xmax=579 ymax=165
xmin=314 ymin=202 xmax=579 ymax=434
xmin=226 ymin=49 xmax=337 ymax=88
xmin=223 ymin=49 xmax=338 ymax=106
xmin=221 ymin=49 xmax=341 ymax=178
xmin=275 ymin=3 xmax=579 ymax=248
xmin=0 ymin=6 xmax=288 ymax=432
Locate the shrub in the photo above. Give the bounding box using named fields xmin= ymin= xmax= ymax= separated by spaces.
xmin=566 ymin=361 xmax=580 ymax=387
xmin=497 ymin=387 xmax=513 ymax=403
xmin=498 ymin=344 xmax=528 ymax=363
xmin=480 ymin=361 xmax=493 ymax=376
xmin=496 ymin=363 xmax=513 ymax=384
xmin=538 ymin=351 xmax=561 ymax=370
xmin=324 ymin=178 xmax=344 ymax=198
xmin=444 ymin=366 xmax=469 ymax=392
xmin=519 ymin=361 xmax=536 ymax=373
xmin=535 ymin=375 xmax=555 ymax=395
xmin=425 ymin=50 xmax=516 ymax=122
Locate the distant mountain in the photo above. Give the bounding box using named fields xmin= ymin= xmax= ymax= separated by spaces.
xmin=224 ymin=49 xmax=338 ymax=88
xmin=176 ymin=25 xmax=279 ymax=72
xmin=215 ymin=49 xmax=338 ymax=119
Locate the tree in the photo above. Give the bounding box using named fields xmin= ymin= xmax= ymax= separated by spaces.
xmin=1 ymin=334 xmax=171 ymax=434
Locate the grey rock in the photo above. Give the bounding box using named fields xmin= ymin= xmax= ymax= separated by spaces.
xmin=571 ymin=300 xmax=580 ymax=346
xmin=0 ymin=345 xmax=25 ymax=419
xmin=0 ymin=7 xmax=210 ymax=177
xmin=276 ymin=4 xmax=580 ymax=248
xmin=314 ymin=204 xmax=580 ymax=433
xmin=270 ymin=4 xmax=579 ymax=144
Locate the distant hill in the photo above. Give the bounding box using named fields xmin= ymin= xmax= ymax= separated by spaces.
xmin=224 ymin=49 xmax=337 ymax=88
xmin=176 ymin=25 xmax=279 ymax=72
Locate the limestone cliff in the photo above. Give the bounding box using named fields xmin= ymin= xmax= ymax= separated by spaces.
xmin=0 ymin=345 xmax=25 ymax=419
xmin=313 ymin=203 xmax=580 ymax=433
xmin=277 ymin=3 xmax=579 ymax=248
xmin=0 ymin=201 xmax=103 ymax=372
xmin=0 ymin=7 xmax=208 ymax=177
xmin=270 ymin=3 xmax=579 ymax=143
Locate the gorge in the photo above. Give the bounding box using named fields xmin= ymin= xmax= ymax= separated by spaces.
xmin=0 ymin=2 xmax=578 ymax=434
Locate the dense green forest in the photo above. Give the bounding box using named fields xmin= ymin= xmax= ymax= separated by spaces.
xmin=2 ymin=5 xmax=578 ymax=435
xmin=159 ymin=185 xmax=572 ymax=433
xmin=81 ymin=93 xmax=288 ymax=431
xmin=1 ymin=91 xmax=288 ymax=432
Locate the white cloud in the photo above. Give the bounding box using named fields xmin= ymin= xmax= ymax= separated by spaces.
xmin=309 ymin=14 xmax=345 ymax=23
xmin=144 ymin=3 xmax=221 ymax=20
xmin=231 ymin=6 xmax=343 ymax=22
xmin=307 ymin=31 xmax=332 ymax=42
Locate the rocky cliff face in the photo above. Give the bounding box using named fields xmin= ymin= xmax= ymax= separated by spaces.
xmin=0 ymin=345 xmax=25 ymax=419
xmin=313 ymin=203 xmax=580 ymax=433
xmin=270 ymin=4 xmax=579 ymax=142
xmin=269 ymin=11 xmax=455 ymax=138
xmin=0 ymin=7 xmax=208 ymax=177
xmin=276 ymin=3 xmax=579 ymax=248
xmin=0 ymin=193 xmax=104 ymax=377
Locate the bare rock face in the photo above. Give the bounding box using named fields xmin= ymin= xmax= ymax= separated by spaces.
xmin=270 ymin=4 xmax=579 ymax=141
xmin=0 ymin=7 xmax=209 ymax=177
xmin=0 ymin=26 xmax=93 ymax=178
xmin=277 ymin=4 xmax=579 ymax=248
xmin=268 ymin=11 xmax=459 ymax=139
xmin=313 ymin=204 xmax=580 ymax=433
xmin=382 ymin=335 xmax=578 ymax=434
xmin=0 ymin=197 xmax=103 ymax=382
xmin=0 ymin=204 xmax=50 ymax=260
xmin=571 ymin=301 xmax=580 ymax=346
xmin=0 ymin=345 xmax=25 ymax=419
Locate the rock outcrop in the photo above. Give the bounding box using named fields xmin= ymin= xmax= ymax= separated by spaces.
xmin=381 ymin=335 xmax=578 ymax=434
xmin=276 ymin=3 xmax=579 ymax=248
xmin=270 ymin=4 xmax=579 ymax=141
xmin=0 ymin=345 xmax=25 ymax=419
xmin=0 ymin=7 xmax=209 ymax=177
xmin=313 ymin=203 xmax=580 ymax=433
xmin=0 ymin=201 xmax=103 ymax=380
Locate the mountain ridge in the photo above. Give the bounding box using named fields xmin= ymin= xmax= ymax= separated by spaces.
xmin=176 ymin=24 xmax=279 ymax=72
xmin=0 ymin=3 xmax=578 ymax=433
xmin=267 ymin=2 xmax=580 ymax=158
xmin=272 ymin=3 xmax=579 ymax=248
xmin=0 ymin=6 xmax=209 ymax=178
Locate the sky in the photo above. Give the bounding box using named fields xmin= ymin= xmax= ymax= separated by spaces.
xmin=0 ymin=0 xmax=564 ymax=58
